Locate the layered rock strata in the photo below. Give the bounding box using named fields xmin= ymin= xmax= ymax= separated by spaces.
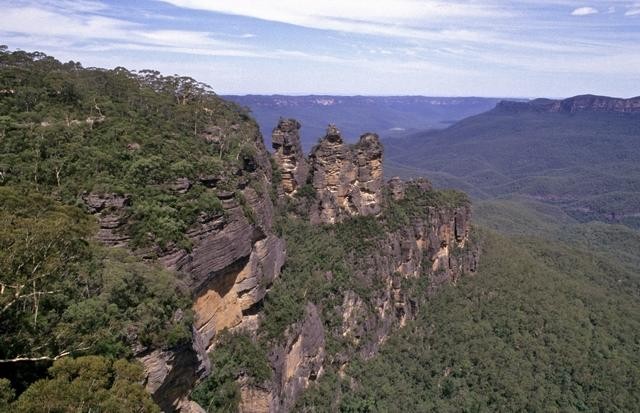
xmin=271 ymin=119 xmax=308 ymax=196
xmin=303 ymin=125 xmax=384 ymax=224
xmin=260 ymin=121 xmax=478 ymax=411
xmin=86 ymin=116 xmax=478 ymax=413
xmin=496 ymin=94 xmax=640 ymax=114
xmin=84 ymin=126 xmax=286 ymax=412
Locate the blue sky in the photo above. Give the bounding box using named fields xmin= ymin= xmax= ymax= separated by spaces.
xmin=1 ymin=0 xmax=639 ymax=97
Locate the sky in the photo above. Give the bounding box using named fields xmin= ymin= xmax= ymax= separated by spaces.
xmin=1 ymin=0 xmax=640 ymax=97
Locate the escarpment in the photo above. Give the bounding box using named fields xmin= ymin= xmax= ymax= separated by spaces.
xmin=82 ymin=119 xmax=286 ymax=412
xmin=227 ymin=121 xmax=478 ymax=411
xmin=0 ymin=51 xmax=476 ymax=413
xmin=82 ymin=113 xmax=477 ymax=413
xmin=496 ymin=94 xmax=640 ymax=114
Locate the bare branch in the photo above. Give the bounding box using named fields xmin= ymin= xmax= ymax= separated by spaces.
xmin=0 ymin=346 xmax=91 ymax=363
xmin=1 ymin=289 xmax=60 ymax=314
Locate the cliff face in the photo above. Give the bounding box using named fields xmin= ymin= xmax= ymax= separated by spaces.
xmin=271 ymin=119 xmax=309 ymax=196
xmin=255 ymin=121 xmax=478 ymax=411
xmin=336 ymin=201 xmax=477 ymax=359
xmin=85 ymin=116 xmax=477 ymax=413
xmin=496 ymin=94 xmax=640 ymax=114
xmin=84 ymin=125 xmax=286 ymax=412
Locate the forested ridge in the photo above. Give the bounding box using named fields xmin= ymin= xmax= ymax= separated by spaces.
xmin=296 ymin=204 xmax=640 ymax=412
xmin=2 ymin=45 xmax=640 ymax=413
xmin=0 ymin=46 xmax=261 ymax=411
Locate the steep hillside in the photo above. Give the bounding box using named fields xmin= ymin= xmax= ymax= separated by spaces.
xmin=191 ymin=120 xmax=478 ymax=412
xmin=225 ymin=95 xmax=507 ymax=150
xmin=385 ymin=95 xmax=640 ymax=228
xmin=0 ymin=49 xmax=478 ymax=413
xmin=299 ymin=228 xmax=640 ymax=411
xmin=0 ymin=47 xmax=288 ymax=412
xmin=294 ymin=195 xmax=640 ymax=411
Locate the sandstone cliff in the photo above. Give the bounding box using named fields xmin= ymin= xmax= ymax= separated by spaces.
xmin=85 ymin=116 xmax=477 ymax=413
xmin=84 ymin=123 xmax=286 ymax=412
xmin=271 ymin=119 xmax=308 ymax=196
xmin=243 ymin=121 xmax=480 ymax=411
xmin=496 ymin=94 xmax=640 ymax=114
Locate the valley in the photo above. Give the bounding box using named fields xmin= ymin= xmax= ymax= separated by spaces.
xmin=1 ymin=45 xmax=639 ymax=413
xmin=224 ymin=95 xmax=509 ymax=150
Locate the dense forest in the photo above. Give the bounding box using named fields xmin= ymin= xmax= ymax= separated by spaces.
xmin=2 ymin=46 xmax=640 ymax=412
xmin=0 ymin=46 xmax=262 ymax=411
xmin=384 ymin=106 xmax=640 ymax=229
xmin=295 ymin=199 xmax=640 ymax=411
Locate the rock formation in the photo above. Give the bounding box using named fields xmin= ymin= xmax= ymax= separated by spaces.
xmin=304 ymin=125 xmax=384 ymax=224
xmin=271 ymin=119 xmax=308 ymax=196
xmin=84 ymin=116 xmax=478 ymax=413
xmin=260 ymin=120 xmax=478 ymax=410
xmin=82 ymin=192 xmax=130 ymax=247
xmin=83 ymin=125 xmax=286 ymax=412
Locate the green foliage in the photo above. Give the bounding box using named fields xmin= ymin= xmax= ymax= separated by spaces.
xmin=0 ymin=379 xmax=15 ymax=412
xmin=263 ymin=186 xmax=469 ymax=343
xmin=301 ymin=227 xmax=640 ymax=411
xmin=7 ymin=356 xmax=159 ymax=413
xmin=0 ymin=47 xmax=261 ymax=249
xmin=384 ymin=183 xmax=469 ymax=229
xmin=191 ymin=331 xmax=271 ymax=413
xmin=236 ymin=192 xmax=256 ymax=224
xmin=0 ymin=188 xmax=191 ymax=361
xmin=295 ymin=183 xmax=317 ymax=200
xmin=263 ymin=216 xmax=349 ymax=341
xmin=385 ymin=109 xmax=640 ymax=229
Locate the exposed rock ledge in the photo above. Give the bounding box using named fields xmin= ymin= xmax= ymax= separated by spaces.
xmin=496 ymin=94 xmax=640 ymax=114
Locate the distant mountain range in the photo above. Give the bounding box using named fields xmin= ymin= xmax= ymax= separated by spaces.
xmin=224 ymin=95 xmax=515 ymax=150
xmin=384 ymin=94 xmax=640 ymax=228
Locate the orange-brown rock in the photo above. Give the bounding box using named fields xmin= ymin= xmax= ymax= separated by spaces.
xmin=272 ymin=119 xmax=309 ymax=195
xmin=308 ymin=126 xmax=384 ymax=224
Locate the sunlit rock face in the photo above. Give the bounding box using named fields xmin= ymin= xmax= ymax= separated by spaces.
xmin=272 ymin=118 xmax=309 ymax=196
xmin=308 ymin=126 xmax=384 ymax=224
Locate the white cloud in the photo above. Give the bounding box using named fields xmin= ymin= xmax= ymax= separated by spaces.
xmin=571 ymin=7 xmax=599 ymax=16
xmin=0 ymin=5 xmax=252 ymax=54
xmin=157 ymin=0 xmax=512 ymax=36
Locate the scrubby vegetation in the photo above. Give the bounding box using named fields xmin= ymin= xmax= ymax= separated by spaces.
xmin=191 ymin=331 xmax=271 ymax=412
xmin=297 ymin=226 xmax=640 ymax=412
xmin=0 ymin=46 xmax=261 ymax=248
xmin=292 ymin=194 xmax=640 ymax=411
xmin=0 ymin=356 xmax=159 ymax=412
xmin=0 ymin=47 xmax=257 ymax=409
xmin=261 ymin=183 xmax=469 ymax=344
xmin=0 ymin=188 xmax=192 ymax=403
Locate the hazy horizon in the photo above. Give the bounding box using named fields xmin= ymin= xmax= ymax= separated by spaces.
xmin=2 ymin=0 xmax=640 ymax=97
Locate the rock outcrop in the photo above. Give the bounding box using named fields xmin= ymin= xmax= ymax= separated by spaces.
xmin=261 ymin=120 xmax=478 ymax=410
xmin=304 ymin=125 xmax=384 ymax=224
xmin=140 ymin=328 xmax=210 ymax=413
xmin=84 ymin=125 xmax=286 ymax=412
xmin=240 ymin=303 xmax=325 ymax=413
xmin=147 ymin=131 xmax=285 ymax=410
xmin=272 ymin=119 xmax=308 ymax=196
xmin=85 ymin=115 xmax=478 ymax=413
xmin=333 ymin=189 xmax=476 ymax=359
xmin=82 ymin=192 xmax=130 ymax=247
